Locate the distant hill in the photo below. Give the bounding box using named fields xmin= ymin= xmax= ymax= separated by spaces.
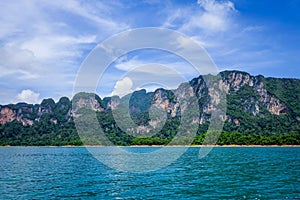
xmin=0 ymin=70 xmax=299 ymax=146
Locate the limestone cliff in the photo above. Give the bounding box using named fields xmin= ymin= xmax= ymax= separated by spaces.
xmin=0 ymin=71 xmax=298 ymax=133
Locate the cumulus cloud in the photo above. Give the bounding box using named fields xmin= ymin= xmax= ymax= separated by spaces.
xmin=112 ymin=77 xmax=133 ymax=97
xmin=16 ymin=89 xmax=41 ymax=104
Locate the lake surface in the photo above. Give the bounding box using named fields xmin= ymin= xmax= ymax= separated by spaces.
xmin=0 ymin=147 xmax=299 ymax=199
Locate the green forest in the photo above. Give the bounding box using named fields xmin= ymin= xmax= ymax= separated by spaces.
xmin=0 ymin=118 xmax=299 ymax=146
xmin=0 ymin=71 xmax=300 ymax=146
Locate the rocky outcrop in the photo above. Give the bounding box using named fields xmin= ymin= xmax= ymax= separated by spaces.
xmin=0 ymin=107 xmax=17 ymax=124
xmin=0 ymin=97 xmax=72 ymax=125
xmin=72 ymin=93 xmax=103 ymax=112
xmin=242 ymin=97 xmax=260 ymax=116
xmin=254 ymin=80 xmax=288 ymax=115
xmin=38 ymin=99 xmax=55 ymax=116
xmin=221 ymin=71 xmax=288 ymax=115
xmin=0 ymin=105 xmax=35 ymax=126
xmin=0 ymin=71 xmax=296 ymax=130
xmin=152 ymin=88 xmax=179 ymax=117
xmin=222 ymin=71 xmax=255 ymax=92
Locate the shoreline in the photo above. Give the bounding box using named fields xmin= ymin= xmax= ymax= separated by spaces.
xmin=0 ymin=144 xmax=300 ymax=148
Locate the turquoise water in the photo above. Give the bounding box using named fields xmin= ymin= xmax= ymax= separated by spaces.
xmin=0 ymin=147 xmax=299 ymax=199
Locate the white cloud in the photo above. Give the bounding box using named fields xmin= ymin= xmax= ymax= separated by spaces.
xmin=16 ymin=89 xmax=41 ymax=104
xmin=0 ymin=45 xmax=41 ymax=79
xmin=0 ymin=0 xmax=295 ymax=104
xmin=161 ymin=0 xmax=278 ymax=77
xmin=0 ymin=0 xmax=131 ymax=104
xmin=112 ymin=77 xmax=133 ymax=97
xmin=184 ymin=0 xmax=236 ymax=33
xmin=42 ymin=0 xmax=129 ymax=33
xmin=20 ymin=35 xmax=97 ymax=61
xmin=0 ymin=0 xmax=128 ymax=67
xmin=164 ymin=0 xmax=236 ymax=34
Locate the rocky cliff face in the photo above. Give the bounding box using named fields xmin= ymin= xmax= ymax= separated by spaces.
xmin=220 ymin=71 xmax=288 ymax=115
xmin=254 ymin=80 xmax=288 ymax=115
xmin=127 ymin=71 xmax=293 ymax=133
xmin=0 ymin=107 xmax=17 ymax=124
xmin=0 ymin=97 xmax=72 ymax=125
xmin=72 ymin=93 xmax=103 ymax=112
xmin=0 ymin=104 xmax=36 ymax=125
xmin=152 ymin=88 xmax=179 ymax=117
xmin=0 ymin=71 xmax=298 ymax=131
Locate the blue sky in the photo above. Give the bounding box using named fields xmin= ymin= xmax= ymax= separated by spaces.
xmin=0 ymin=0 xmax=299 ymax=104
